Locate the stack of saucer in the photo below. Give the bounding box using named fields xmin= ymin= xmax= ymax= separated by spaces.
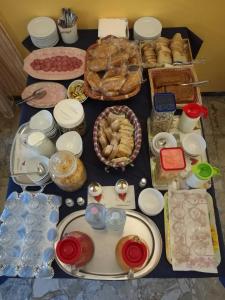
xmin=27 ymin=17 xmax=59 ymax=48
xmin=29 ymin=110 xmax=58 ymax=139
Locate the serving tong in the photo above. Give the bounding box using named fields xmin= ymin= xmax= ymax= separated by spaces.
xmin=157 ymin=80 xmax=209 ymax=89
xmin=17 ymin=89 xmax=46 ymax=105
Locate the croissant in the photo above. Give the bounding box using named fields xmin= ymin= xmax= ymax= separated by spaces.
xmin=101 ymin=75 xmax=126 ymax=94
xmin=86 ymin=71 xmax=102 ymax=91
xmin=120 ymin=71 xmax=141 ymax=94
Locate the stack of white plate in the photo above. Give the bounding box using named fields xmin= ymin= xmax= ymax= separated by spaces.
xmin=29 ymin=110 xmax=58 ymax=139
xmin=27 ymin=16 xmax=59 ymax=48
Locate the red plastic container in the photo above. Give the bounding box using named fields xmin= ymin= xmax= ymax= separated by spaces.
xmin=116 ymin=235 xmax=149 ymax=271
xmin=156 ymin=147 xmax=186 ymax=183
xmin=56 ymin=231 xmax=94 ymax=267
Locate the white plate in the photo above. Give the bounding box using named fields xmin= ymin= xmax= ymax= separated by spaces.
xmin=28 ymin=17 xmax=57 ymax=38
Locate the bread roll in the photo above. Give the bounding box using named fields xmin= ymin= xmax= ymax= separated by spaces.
xmin=157 ymin=50 xmax=172 ymax=65
xmin=102 ymin=145 xmax=113 ymax=157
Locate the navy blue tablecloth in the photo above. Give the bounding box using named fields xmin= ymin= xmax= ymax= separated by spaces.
xmin=7 ymin=29 xmax=225 ymax=278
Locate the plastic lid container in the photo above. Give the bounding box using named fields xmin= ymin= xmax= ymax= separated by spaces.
xmin=122 ymin=239 xmax=148 ymax=268
xmin=183 ymin=103 xmax=208 ymax=119
xmin=53 ymin=99 xmax=84 ymax=129
xmin=134 ymin=17 xmax=162 ymax=40
xmin=192 ymin=162 xmax=220 ymax=180
xmin=56 ymin=236 xmax=81 ymax=265
xmin=153 ymin=93 xmax=176 ymax=112
xmin=160 ymin=147 xmax=186 ymax=171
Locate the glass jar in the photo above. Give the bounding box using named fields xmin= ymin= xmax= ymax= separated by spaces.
xmin=49 ymin=151 xmax=87 ymax=192
xmin=150 ymin=93 xmax=176 ymax=136
xmin=53 ymin=99 xmax=86 ymax=136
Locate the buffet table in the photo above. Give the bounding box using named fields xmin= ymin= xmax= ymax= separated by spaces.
xmin=6 ymin=29 xmax=225 ymax=278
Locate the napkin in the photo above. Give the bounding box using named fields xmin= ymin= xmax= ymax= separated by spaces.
xmin=87 ymin=185 xmax=135 ymax=209
xmin=98 ymin=18 xmax=129 ymax=38
xmin=168 ymin=189 xmax=217 ymax=273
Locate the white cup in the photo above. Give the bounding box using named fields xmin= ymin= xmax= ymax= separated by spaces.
xmin=58 ymin=23 xmax=78 ymax=44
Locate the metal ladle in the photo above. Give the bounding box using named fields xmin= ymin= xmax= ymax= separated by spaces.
xmin=11 ymin=163 xmax=46 ymax=177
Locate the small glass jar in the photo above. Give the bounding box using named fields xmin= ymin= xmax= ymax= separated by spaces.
xmin=53 ymin=99 xmax=86 ymax=136
xmin=150 ymin=93 xmax=176 ymax=136
xmin=49 ymin=151 xmax=87 ymax=192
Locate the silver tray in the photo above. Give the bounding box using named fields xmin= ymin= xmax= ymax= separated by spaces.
xmin=10 ymin=122 xmax=51 ymax=192
xmin=54 ymin=210 xmax=162 ymax=280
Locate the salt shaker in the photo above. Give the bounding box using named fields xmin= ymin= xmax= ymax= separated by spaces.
xmin=85 ymin=203 xmax=106 ymax=230
xmin=88 ymin=182 xmax=103 ymax=202
xmin=115 ymin=179 xmax=128 ymax=201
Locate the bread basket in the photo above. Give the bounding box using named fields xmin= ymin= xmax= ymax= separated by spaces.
xmin=93 ymin=106 xmax=142 ymax=169
xmin=84 ymin=36 xmax=142 ymax=101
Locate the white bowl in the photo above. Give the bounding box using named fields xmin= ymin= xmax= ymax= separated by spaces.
xmin=152 ymin=132 xmax=177 ymax=156
xmin=182 ymin=133 xmax=206 ymax=157
xmin=67 ymin=80 xmax=88 ymax=103
xmin=29 ymin=110 xmax=54 ymax=132
xmin=56 ymin=131 xmax=83 ymax=157
xmin=138 ymin=188 xmax=164 ymax=216
xmin=25 ymin=156 xmax=50 ymax=184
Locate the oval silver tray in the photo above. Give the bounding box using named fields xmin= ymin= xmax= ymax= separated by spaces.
xmin=54 ymin=210 xmax=162 ymax=280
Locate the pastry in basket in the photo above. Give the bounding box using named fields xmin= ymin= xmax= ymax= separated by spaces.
xmin=170 ymin=33 xmax=188 ymax=63
xmin=85 ymin=36 xmax=142 ymax=100
xmin=120 ymin=71 xmax=142 ymax=94
xmin=142 ymin=44 xmax=157 ymax=67
xmin=97 ymin=113 xmax=135 ymax=163
xmin=87 ymin=57 xmax=108 ymax=72
xmin=101 ymin=75 xmax=126 ymax=96
xmin=86 ymin=71 xmax=102 ymax=91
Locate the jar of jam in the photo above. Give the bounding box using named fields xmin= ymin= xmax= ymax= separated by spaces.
xmin=53 ymin=99 xmax=86 ymax=136
xmin=56 ymin=231 xmax=94 ymax=267
xmin=49 ymin=150 xmax=87 ymax=192
xmin=116 ymin=235 xmax=149 ymax=272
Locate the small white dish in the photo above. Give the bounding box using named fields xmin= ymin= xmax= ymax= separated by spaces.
xmin=67 ymin=80 xmax=88 ymax=103
xmin=56 ymin=131 xmax=83 ymax=157
xmin=182 ymin=133 xmax=206 ymax=157
xmin=138 ymin=188 xmax=164 ymax=216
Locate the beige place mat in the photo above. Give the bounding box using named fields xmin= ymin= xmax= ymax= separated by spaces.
xmin=87 ymin=185 xmax=136 ymax=209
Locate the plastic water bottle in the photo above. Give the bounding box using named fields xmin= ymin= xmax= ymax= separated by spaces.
xmin=85 ymin=203 xmax=106 ymax=230
xmin=105 ymin=208 xmax=126 ymax=231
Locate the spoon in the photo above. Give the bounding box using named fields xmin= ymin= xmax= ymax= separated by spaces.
xmin=156 ymin=138 xmax=167 ymax=148
xmin=11 ymin=163 xmax=46 ymax=177
xmin=17 ymin=90 xmax=47 ymax=105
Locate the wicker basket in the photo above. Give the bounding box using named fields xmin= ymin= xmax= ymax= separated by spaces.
xmin=84 ymin=36 xmax=142 ymax=101
xmin=93 ymin=106 xmax=142 ymax=168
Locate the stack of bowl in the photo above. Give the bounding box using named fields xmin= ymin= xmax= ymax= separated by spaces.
xmin=56 ymin=131 xmax=83 ymax=157
xmin=27 ymin=17 xmax=59 ymax=48
xmin=29 ymin=110 xmax=58 ymax=139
